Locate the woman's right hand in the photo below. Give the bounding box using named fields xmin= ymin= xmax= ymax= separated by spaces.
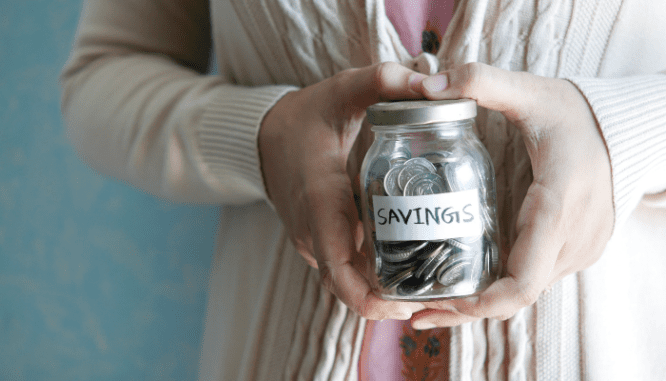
xmin=259 ymin=63 xmax=428 ymax=320
xmin=410 ymin=63 xmax=614 ymax=327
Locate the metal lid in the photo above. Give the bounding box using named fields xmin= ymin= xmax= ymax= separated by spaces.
xmin=366 ymin=99 xmax=477 ymax=126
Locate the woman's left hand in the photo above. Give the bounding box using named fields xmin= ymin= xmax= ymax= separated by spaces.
xmin=408 ymin=63 xmax=614 ymax=328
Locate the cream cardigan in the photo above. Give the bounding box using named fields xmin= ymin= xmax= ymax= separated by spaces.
xmin=61 ymin=0 xmax=666 ymax=380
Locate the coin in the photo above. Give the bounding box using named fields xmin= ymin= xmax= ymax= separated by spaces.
xmin=367 ymin=157 xmax=391 ymax=182
xmin=415 ymin=245 xmax=453 ymax=279
xmin=435 ymin=163 xmax=448 ymax=180
xmin=415 ymin=240 xmax=447 ymax=260
xmin=380 ymin=268 xmax=413 ymax=289
xmin=469 ymin=255 xmax=483 ymax=285
xmin=370 ymin=232 xmax=382 ymax=275
xmin=483 ymin=236 xmax=499 ymax=275
xmin=379 ymin=141 xmax=411 ymax=162
xmin=480 ymin=202 xmax=495 ymax=234
xmin=390 ymin=156 xmax=409 ymax=166
xmin=444 ymin=157 xmax=480 ymax=191
xmin=446 ymin=238 xmax=473 ymax=253
xmin=383 ymin=165 xmax=405 ymax=196
xmin=421 ymin=151 xmax=459 ymax=165
xmin=380 ymin=261 xmax=415 ymax=278
xmin=436 ymin=259 xmax=472 ymax=286
xmin=397 ymin=158 xmax=437 ymax=190
xmin=388 ymin=147 xmax=411 ymax=166
xmin=376 ymin=240 xmax=429 ymax=262
xmin=397 ymin=276 xmax=436 ymax=296
xmin=403 ymin=173 xmax=449 ymax=196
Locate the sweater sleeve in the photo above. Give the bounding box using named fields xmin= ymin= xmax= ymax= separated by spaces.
xmin=568 ymin=74 xmax=666 ymax=230
xmin=60 ymin=0 xmax=298 ymax=204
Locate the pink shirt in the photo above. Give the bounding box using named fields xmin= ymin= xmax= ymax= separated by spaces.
xmin=384 ymin=0 xmax=454 ymax=57
xmin=358 ymin=2 xmax=454 ymax=380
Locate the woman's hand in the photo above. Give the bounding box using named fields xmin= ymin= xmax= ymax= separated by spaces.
xmin=259 ymin=63 xmax=428 ymax=320
xmin=410 ymin=63 xmax=614 ymax=328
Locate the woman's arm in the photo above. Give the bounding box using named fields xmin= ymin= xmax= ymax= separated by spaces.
xmin=61 ymin=0 xmax=297 ymax=204
xmin=62 ymin=0 xmax=438 ymax=320
xmin=568 ymin=74 xmax=666 ymax=225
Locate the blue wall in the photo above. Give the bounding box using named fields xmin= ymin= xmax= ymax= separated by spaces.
xmin=0 ymin=1 xmax=219 ymax=380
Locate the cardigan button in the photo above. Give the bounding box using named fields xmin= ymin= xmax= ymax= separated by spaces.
xmin=421 ymin=30 xmax=440 ymax=54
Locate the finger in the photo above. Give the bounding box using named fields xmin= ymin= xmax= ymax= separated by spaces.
xmin=334 ymin=62 xmax=428 ymax=111
xmin=410 ymin=307 xmax=481 ymax=329
xmin=418 ymin=63 xmax=553 ymax=132
xmin=307 ymin=178 xmax=424 ymax=320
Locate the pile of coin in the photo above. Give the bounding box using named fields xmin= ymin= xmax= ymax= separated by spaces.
xmin=364 ymin=146 xmax=499 ymax=298
xmin=374 ymin=234 xmax=498 ymax=297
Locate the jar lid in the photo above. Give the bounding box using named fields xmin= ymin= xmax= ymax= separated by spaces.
xmin=366 ymin=99 xmax=477 ymax=126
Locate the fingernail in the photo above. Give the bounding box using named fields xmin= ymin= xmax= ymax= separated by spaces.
xmin=412 ymin=320 xmax=436 ymax=330
xmin=422 ymin=74 xmax=448 ymax=93
xmin=408 ymin=73 xmax=428 ymax=91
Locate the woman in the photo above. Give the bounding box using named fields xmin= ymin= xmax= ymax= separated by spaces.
xmin=61 ymin=0 xmax=666 ymax=379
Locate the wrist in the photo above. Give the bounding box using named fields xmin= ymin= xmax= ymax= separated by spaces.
xmin=259 ymin=90 xmax=298 ymax=203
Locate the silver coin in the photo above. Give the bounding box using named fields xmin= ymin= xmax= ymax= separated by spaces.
xmin=415 ymin=240 xmax=448 ymax=260
xmin=390 ymin=156 xmax=409 ymax=166
xmin=435 ymin=162 xmax=462 ymax=192
xmin=388 ymin=147 xmax=412 ymax=166
xmin=436 ymin=163 xmax=449 ymax=181
xmin=446 ymin=238 xmax=473 ymax=253
xmin=380 ymin=268 xmax=413 ymax=289
xmin=436 ymin=259 xmax=472 ymax=286
xmin=403 ymin=173 xmax=448 ymax=196
xmin=420 ymin=151 xmax=458 ymax=165
xmin=383 ymin=164 xmax=405 ymax=196
xmin=414 ymin=243 xmax=447 ymax=273
xmin=380 ymin=259 xmax=415 ymax=276
xmin=367 ymin=157 xmax=391 ymax=181
xmin=397 ymin=158 xmax=437 ymax=191
xmin=480 ymin=203 xmax=496 ymax=234
xmin=397 ymin=276 xmax=436 ymax=296
xmin=444 ymin=157 xmax=480 ymax=191
xmin=375 ymin=249 xmax=383 ymax=276
xmin=470 ymin=255 xmax=484 ymax=285
xmin=415 ymin=245 xmax=453 ymax=279
xmin=379 ymin=140 xmax=411 ymax=157
xmin=376 ymin=240 xmax=429 ymax=262
xmin=484 ymin=236 xmax=499 ymax=275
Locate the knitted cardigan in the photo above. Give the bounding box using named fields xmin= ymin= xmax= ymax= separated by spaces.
xmin=61 ymin=0 xmax=666 ymax=379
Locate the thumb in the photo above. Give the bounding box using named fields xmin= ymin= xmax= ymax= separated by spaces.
xmin=335 ymin=62 xmax=428 ymax=111
xmin=418 ymin=63 xmax=551 ymax=132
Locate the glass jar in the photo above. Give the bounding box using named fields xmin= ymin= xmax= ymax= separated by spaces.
xmin=360 ymin=99 xmax=500 ymax=301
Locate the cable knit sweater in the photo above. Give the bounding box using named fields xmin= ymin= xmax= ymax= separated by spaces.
xmin=61 ymin=0 xmax=666 ymax=380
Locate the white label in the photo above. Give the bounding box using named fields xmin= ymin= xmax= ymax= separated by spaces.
xmin=373 ymin=190 xmax=482 ymax=241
